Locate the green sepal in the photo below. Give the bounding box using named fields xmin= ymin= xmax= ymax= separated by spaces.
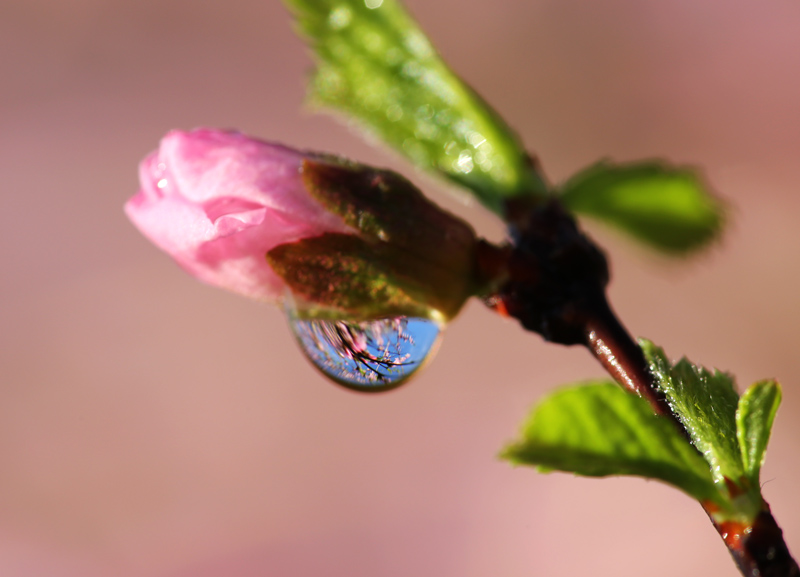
xmin=283 ymin=0 xmax=546 ymax=214
xmin=502 ymin=381 xmax=722 ymax=506
xmin=292 ymin=157 xmax=485 ymax=320
xmin=640 ymin=339 xmax=743 ymax=488
xmin=559 ymin=160 xmax=725 ymax=254
xmin=737 ymin=380 xmax=781 ymax=484
xmin=267 ymin=232 xmax=472 ymax=322
xmin=301 ymin=158 xmax=478 ymax=282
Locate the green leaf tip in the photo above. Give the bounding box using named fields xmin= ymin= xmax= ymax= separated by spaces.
xmin=640 ymin=339 xmax=742 ymax=488
xmin=501 ymin=380 xmax=721 ymax=505
xmin=282 ymin=0 xmax=546 ymax=214
xmin=737 ymin=380 xmax=781 ymax=483
xmin=559 ymin=160 xmax=725 ymax=254
xmin=641 ymin=341 xmax=782 ymax=502
xmin=504 ymin=341 xmax=783 ymax=523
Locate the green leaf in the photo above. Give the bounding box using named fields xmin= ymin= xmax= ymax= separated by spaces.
xmin=737 ymin=380 xmax=781 ymax=483
xmin=283 ymin=0 xmax=546 ymax=213
xmin=501 ymin=381 xmax=721 ymax=505
xmin=559 ymin=160 xmax=725 ymax=254
xmin=640 ymin=340 xmax=743 ymax=488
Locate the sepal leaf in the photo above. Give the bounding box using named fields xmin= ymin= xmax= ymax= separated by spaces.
xmin=559 ymin=160 xmax=725 ymax=254
xmin=267 ymin=232 xmax=473 ymax=322
xmin=283 ymin=0 xmax=545 ymax=213
xmin=268 ymin=158 xmax=483 ymax=322
xmin=501 ymin=381 xmax=721 ymax=505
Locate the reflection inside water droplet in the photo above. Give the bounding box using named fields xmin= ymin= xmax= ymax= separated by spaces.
xmin=288 ymin=314 xmax=443 ymax=392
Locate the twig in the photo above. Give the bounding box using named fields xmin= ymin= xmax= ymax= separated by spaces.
xmin=486 ymin=196 xmax=799 ymax=577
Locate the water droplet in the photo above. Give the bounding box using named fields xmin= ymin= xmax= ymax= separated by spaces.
xmin=421 ymin=70 xmax=456 ymax=104
xmin=455 ymin=151 xmax=474 ymax=174
xmin=328 ymin=6 xmax=352 ymax=29
xmin=435 ymin=110 xmax=455 ymax=127
xmin=288 ymin=314 xmax=443 ymax=392
xmin=416 ymin=104 xmax=434 ymax=121
xmin=414 ymin=120 xmax=439 ymax=141
xmin=360 ymin=29 xmax=384 ymax=53
xmin=404 ymin=31 xmax=432 ymax=58
xmin=384 ymin=47 xmax=403 ymax=66
xmin=467 ymin=131 xmax=487 ymax=148
xmin=401 ymin=61 xmax=422 ymax=79
xmin=452 ymin=119 xmax=473 ymax=138
xmin=385 ymin=103 xmax=403 ymax=122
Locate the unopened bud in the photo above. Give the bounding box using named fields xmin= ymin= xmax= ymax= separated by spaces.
xmin=126 ymin=128 xmax=483 ymax=322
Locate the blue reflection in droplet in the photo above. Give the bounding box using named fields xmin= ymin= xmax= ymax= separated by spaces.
xmin=288 ymin=315 xmax=442 ymax=392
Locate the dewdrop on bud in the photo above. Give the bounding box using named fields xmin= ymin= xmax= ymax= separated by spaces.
xmin=127 ymin=128 xmax=487 ymax=390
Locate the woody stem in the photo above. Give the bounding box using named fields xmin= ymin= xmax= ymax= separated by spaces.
xmin=486 ymin=195 xmax=798 ymax=577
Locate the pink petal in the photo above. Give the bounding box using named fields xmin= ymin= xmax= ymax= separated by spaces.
xmin=126 ymin=128 xmax=354 ymax=301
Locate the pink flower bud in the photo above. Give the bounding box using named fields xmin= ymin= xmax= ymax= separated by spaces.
xmin=127 ymin=128 xmax=487 ymax=323
xmin=125 ymin=128 xmax=353 ymax=301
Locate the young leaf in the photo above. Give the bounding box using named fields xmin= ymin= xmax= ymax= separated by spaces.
xmin=502 ymin=381 xmax=721 ymax=505
xmin=559 ymin=160 xmax=725 ymax=254
xmin=640 ymin=340 xmax=743 ymax=488
xmin=737 ymin=380 xmax=782 ymax=483
xmin=283 ymin=0 xmax=546 ymax=214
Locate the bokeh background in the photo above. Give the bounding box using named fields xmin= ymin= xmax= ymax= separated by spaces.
xmin=2 ymin=0 xmax=799 ymax=575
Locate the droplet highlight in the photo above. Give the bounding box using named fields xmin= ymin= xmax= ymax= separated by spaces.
xmin=328 ymin=6 xmax=352 ymax=29
xmin=288 ymin=315 xmax=443 ymax=392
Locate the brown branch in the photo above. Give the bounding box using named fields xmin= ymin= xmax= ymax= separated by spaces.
xmin=580 ymin=298 xmax=798 ymax=577
xmin=582 ymin=298 xmax=673 ymax=419
xmin=486 ymin=196 xmax=799 ymax=577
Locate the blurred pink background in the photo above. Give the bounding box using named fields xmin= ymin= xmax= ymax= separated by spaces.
xmin=2 ymin=0 xmax=799 ymax=575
